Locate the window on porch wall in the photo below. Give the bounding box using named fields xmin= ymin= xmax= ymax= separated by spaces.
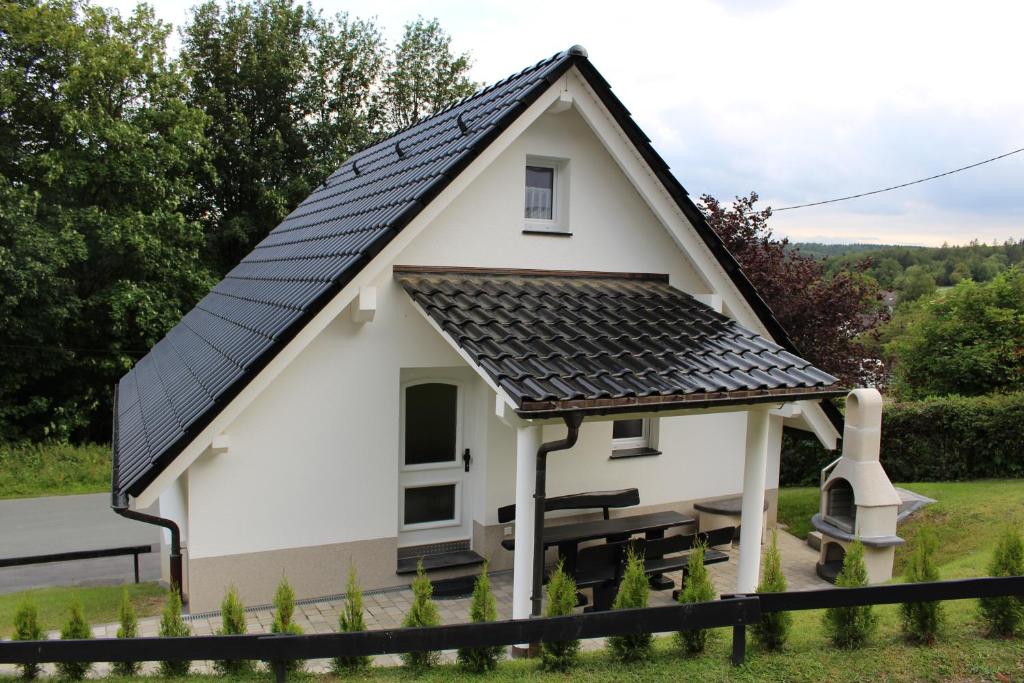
xmin=611 ymin=418 xmax=658 ymax=456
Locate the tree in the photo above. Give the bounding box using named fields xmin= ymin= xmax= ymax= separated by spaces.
xmin=12 ymin=600 xmax=44 ymax=679
xmin=701 ymin=193 xmax=885 ymax=387
xmin=215 ymin=585 xmax=250 ymax=675
xmin=383 ymin=17 xmax=477 ymax=130
xmin=901 ymin=527 xmax=943 ymax=644
xmin=607 ymin=549 xmax=653 ymax=662
xmin=159 ymin=587 xmax=191 ymax=676
xmin=676 ymin=541 xmax=717 ymax=655
xmin=401 ymin=562 xmax=441 ymax=669
xmin=457 ymin=561 xmax=504 ymax=672
xmin=334 ymin=565 xmax=371 ymax=673
xmin=270 ymin=576 xmax=304 ymax=674
xmin=0 ymin=0 xmax=214 ymax=441
xmin=113 ymin=589 xmax=140 ymax=677
xmin=56 ymin=600 xmax=92 ymax=680
xmin=897 ymin=265 xmax=937 ymax=303
xmin=823 ymin=540 xmax=876 ymax=648
xmin=884 ymin=268 xmax=1024 ymax=399
xmin=541 ymin=560 xmax=580 ymax=671
xmin=978 ymin=525 xmax=1024 ymax=637
xmin=751 ymin=529 xmax=792 ymax=651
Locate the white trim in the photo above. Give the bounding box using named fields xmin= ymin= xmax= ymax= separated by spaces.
xmin=523 ymin=155 xmax=570 ymax=233
xmin=399 ymin=378 xmax=464 ymax=471
xmin=611 ymin=417 xmax=651 ymax=450
xmin=132 ymin=80 xmax=566 ymax=508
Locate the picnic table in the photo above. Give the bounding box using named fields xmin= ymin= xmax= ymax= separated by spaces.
xmin=501 ymin=509 xmax=696 ymax=585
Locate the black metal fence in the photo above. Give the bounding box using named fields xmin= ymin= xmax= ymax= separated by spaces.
xmin=1 ymin=575 xmax=1021 ymax=682
xmin=0 ymin=544 xmax=153 ymax=583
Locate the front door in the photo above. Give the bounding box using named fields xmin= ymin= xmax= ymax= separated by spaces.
xmin=398 ymin=377 xmax=472 ymax=548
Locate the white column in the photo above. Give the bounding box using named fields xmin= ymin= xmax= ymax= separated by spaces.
xmin=512 ymin=425 xmax=541 ymax=621
xmin=737 ymin=407 xmax=770 ymax=593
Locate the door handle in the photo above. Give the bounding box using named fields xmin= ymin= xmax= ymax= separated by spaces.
xmin=463 ymin=448 xmax=472 ymax=472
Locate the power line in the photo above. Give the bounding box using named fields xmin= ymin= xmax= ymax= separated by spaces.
xmin=773 ymin=146 xmax=1024 ymax=211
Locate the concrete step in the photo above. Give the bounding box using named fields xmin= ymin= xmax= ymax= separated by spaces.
xmin=807 ymin=530 xmax=823 ymax=552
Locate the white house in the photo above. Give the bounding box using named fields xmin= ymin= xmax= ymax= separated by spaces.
xmin=111 ymin=46 xmax=848 ymax=614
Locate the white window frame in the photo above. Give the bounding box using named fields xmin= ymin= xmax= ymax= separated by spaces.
xmin=399 ymin=379 xmax=464 ymax=472
xmin=524 ymin=155 xmax=570 ymax=234
xmin=611 ymin=417 xmax=658 ymax=452
xmin=399 ymin=480 xmax=462 ymax=531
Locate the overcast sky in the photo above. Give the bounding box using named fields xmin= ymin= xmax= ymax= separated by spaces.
xmin=102 ymin=0 xmax=1024 ymax=246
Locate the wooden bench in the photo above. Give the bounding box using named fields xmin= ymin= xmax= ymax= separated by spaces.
xmin=497 ymin=488 xmax=640 ymax=524
xmin=572 ymin=527 xmax=735 ymax=611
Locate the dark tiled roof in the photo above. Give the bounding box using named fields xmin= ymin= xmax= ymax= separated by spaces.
xmin=113 ymin=50 xmax=581 ymax=498
xmin=396 ymin=268 xmax=843 ymax=416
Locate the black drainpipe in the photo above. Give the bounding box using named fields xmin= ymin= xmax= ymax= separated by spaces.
xmin=110 ymin=385 xmax=185 ymax=604
xmin=531 ymin=411 xmax=584 ymax=617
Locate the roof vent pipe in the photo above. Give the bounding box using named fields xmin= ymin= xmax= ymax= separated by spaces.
xmin=351 ymin=159 xmax=361 ymax=176
xmin=531 ymin=411 xmax=584 ymax=617
xmin=456 ymin=112 xmax=469 ymax=134
xmin=394 ymin=140 xmax=405 ymax=158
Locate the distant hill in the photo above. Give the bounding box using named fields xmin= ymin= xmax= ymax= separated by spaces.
xmin=789 ymin=242 xmax=916 ymax=258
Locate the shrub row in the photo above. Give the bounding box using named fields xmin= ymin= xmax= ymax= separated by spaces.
xmin=11 ymin=527 xmax=1024 ymax=679
xmin=780 ymin=392 xmax=1024 ymax=486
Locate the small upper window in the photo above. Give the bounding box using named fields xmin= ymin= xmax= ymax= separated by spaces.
xmin=611 ymin=418 xmax=659 ymax=458
xmin=525 ymin=165 xmax=555 ymax=220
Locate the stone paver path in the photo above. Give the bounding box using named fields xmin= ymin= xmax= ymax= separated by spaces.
xmin=0 ymin=530 xmax=828 ymax=676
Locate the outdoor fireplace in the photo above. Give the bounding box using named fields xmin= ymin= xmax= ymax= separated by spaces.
xmin=813 ymin=388 xmax=902 ymax=584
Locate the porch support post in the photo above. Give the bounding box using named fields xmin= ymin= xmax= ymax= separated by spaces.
xmin=737 ymin=407 xmax=770 ymax=593
xmin=512 ymin=424 xmax=541 ymax=621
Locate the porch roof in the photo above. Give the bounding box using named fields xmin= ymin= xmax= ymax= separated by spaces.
xmin=396 ymin=267 xmax=845 ymax=417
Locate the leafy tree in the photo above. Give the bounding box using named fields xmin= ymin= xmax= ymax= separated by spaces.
xmin=457 ymin=561 xmax=504 ymax=672
xmin=215 ymin=585 xmax=251 ymax=675
xmin=701 ymin=193 xmax=885 ymax=387
xmin=12 ymin=600 xmax=44 ymax=680
xmin=401 ymin=561 xmax=441 ymax=669
xmin=607 ymin=548 xmax=653 ymax=662
xmin=56 ymin=600 xmax=92 ymax=680
xmin=884 ymin=268 xmax=1024 ymax=399
xmin=333 ymin=564 xmax=371 ymax=673
xmin=676 ymin=541 xmax=717 ymax=655
xmin=979 ymin=525 xmax=1024 ymax=637
xmin=751 ymin=529 xmax=792 ymax=651
xmin=896 ymin=265 xmax=937 ymax=303
xmin=0 ymin=0 xmax=214 ymax=441
xmin=541 ymin=560 xmax=580 ymax=672
xmin=383 ymin=17 xmax=477 ymax=130
xmin=159 ymin=587 xmax=191 ymax=677
xmin=112 ymin=588 xmax=140 ymax=677
xmin=900 ymin=527 xmax=943 ymax=644
xmin=270 ymin=576 xmax=304 ymax=674
xmin=823 ymin=540 xmax=876 ymax=649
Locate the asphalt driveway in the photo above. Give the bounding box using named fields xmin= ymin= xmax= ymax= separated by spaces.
xmin=0 ymin=493 xmax=162 ymax=593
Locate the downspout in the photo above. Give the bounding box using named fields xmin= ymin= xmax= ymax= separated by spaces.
xmin=110 ymin=385 xmax=184 ymax=604
xmin=531 ymin=411 xmax=584 ymax=617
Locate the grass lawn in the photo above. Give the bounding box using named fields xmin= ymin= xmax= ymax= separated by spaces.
xmin=94 ymin=599 xmax=1021 ymax=682
xmin=779 ymin=479 xmax=1024 ymax=577
xmin=0 ymin=583 xmax=165 ymax=638
xmin=0 ymin=441 xmax=111 ymax=499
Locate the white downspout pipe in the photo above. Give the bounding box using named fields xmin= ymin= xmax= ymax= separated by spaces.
xmin=737 ymin=407 xmax=770 ymax=593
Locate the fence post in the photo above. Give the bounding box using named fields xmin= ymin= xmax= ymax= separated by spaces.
xmin=731 ymin=624 xmax=746 ymax=666
xmin=272 ymin=660 xmax=286 ymax=683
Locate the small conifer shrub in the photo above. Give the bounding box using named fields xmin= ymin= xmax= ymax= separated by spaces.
xmin=901 ymin=527 xmax=944 ymax=644
xmin=215 ymin=585 xmax=251 ymax=675
xmin=751 ymin=530 xmax=792 ymax=651
xmin=823 ymin=540 xmax=877 ymax=649
xmin=979 ymin=525 xmax=1024 ymax=637
xmin=607 ymin=548 xmax=653 ymax=662
xmin=159 ymin=586 xmax=191 ymax=677
xmin=401 ymin=561 xmax=441 ymax=669
xmin=270 ymin=576 xmax=305 ymax=675
xmin=12 ymin=600 xmax=44 ymax=680
xmin=333 ymin=565 xmax=372 ymax=673
xmin=112 ymin=589 xmax=140 ymax=677
xmin=541 ymin=560 xmax=580 ymax=672
xmin=56 ymin=600 xmax=92 ymax=680
xmin=457 ymin=561 xmax=504 ymax=672
xmin=677 ymin=541 xmax=716 ymax=655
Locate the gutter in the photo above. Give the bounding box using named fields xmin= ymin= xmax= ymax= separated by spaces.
xmin=531 ymin=411 xmax=585 ymax=617
xmin=110 ymin=384 xmax=185 ymax=604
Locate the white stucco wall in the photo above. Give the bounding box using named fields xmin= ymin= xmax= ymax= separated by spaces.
xmin=183 ymin=97 xmax=776 ymax=562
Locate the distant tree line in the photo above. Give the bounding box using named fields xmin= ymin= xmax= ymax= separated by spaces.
xmin=0 ymin=0 xmax=477 ymax=442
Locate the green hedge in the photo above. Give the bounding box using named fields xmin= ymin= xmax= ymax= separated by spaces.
xmin=780 ymin=392 xmax=1024 ymax=486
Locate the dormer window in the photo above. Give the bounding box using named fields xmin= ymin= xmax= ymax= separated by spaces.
xmin=524 ymin=156 xmax=569 ymax=234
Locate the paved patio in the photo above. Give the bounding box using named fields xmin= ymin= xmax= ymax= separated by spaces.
xmin=1 ymin=530 xmax=828 ymax=676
